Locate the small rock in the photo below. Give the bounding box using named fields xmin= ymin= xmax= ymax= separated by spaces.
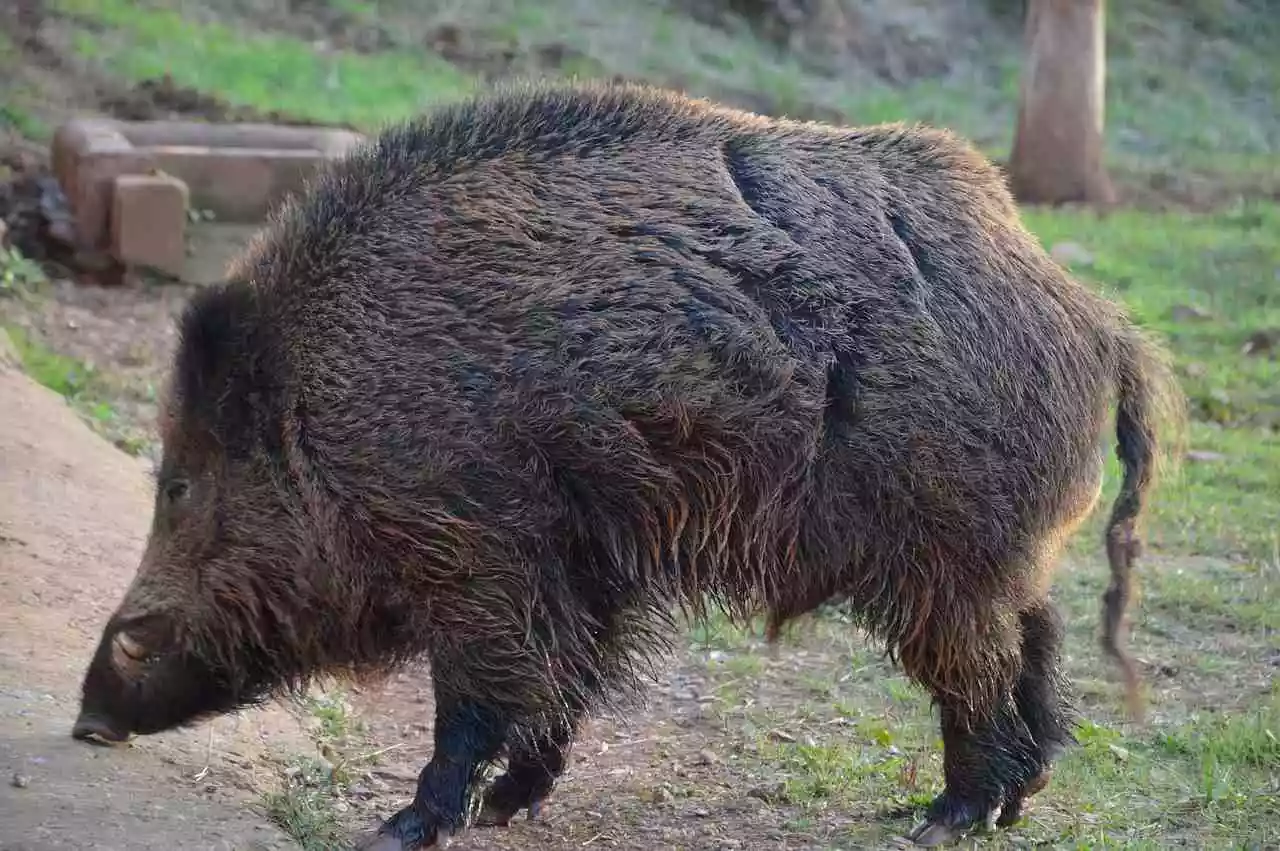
xmin=1108 ymin=743 xmax=1131 ymax=761
xmin=1170 ymin=303 xmax=1214 ymax=322
xmin=1049 ymin=241 xmax=1094 ymax=267
xmin=766 ymin=729 xmax=796 ymax=743
xmin=691 ymin=806 xmax=710 ymax=817
xmin=694 ymin=748 xmax=720 ymax=766
xmin=11 ymin=773 xmax=30 ymax=789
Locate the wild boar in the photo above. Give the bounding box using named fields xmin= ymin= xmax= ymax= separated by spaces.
xmin=71 ymin=80 xmax=1183 ymax=849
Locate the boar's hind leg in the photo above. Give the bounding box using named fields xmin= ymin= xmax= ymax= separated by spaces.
xmin=475 ymin=718 xmax=576 ymax=827
xmin=1000 ymin=599 xmax=1075 ymax=826
xmin=359 ymin=699 xmax=507 ymax=850
xmin=907 ymin=605 xmax=1070 ymax=847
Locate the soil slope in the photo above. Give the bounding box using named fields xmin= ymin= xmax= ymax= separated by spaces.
xmin=0 ymin=335 xmax=308 ymax=851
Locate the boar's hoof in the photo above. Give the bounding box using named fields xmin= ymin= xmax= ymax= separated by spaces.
xmin=70 ymin=711 xmax=132 ymax=746
xmin=354 ymin=807 xmax=456 ymax=850
xmin=905 ymin=793 xmax=1002 ymax=847
xmin=905 ymin=821 xmax=963 ymax=848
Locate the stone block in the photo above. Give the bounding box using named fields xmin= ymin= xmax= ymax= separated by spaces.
xmin=51 ymin=119 xmax=157 ymax=250
xmin=109 ymin=173 xmax=190 ymax=277
xmin=49 ymin=117 xmax=367 ymax=259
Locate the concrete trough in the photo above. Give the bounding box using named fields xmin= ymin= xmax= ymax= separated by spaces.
xmin=51 ymin=117 xmax=365 ymax=275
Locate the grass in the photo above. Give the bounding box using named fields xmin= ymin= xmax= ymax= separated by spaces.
xmin=260 ymin=756 xmax=349 ymax=851
xmin=261 ymin=690 xmax=368 ymax=850
xmin=2 ymin=321 xmax=150 ymax=456
xmin=41 ymin=0 xmax=1280 ymax=184
xmin=4 ymin=323 xmax=98 ymax=398
xmin=0 ymin=246 xmax=48 ymax=298
xmin=685 ymin=606 xmax=1279 ymax=848
xmin=52 ymin=0 xmax=476 ymax=131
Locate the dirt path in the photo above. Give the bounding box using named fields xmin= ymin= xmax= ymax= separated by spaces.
xmin=0 ymin=339 xmax=311 ymax=850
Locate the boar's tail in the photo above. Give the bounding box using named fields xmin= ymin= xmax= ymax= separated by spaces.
xmin=1102 ymin=320 xmax=1185 ymax=721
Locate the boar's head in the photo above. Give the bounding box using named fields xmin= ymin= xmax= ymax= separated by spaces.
xmin=73 ymin=282 xmax=327 ymax=744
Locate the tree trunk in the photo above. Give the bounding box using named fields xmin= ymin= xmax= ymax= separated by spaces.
xmin=1007 ymin=0 xmax=1116 ymax=207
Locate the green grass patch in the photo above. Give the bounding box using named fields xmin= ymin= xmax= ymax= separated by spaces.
xmin=0 ymin=103 xmax=49 ymax=141
xmin=53 ymin=0 xmax=476 ymax=130
xmin=260 ymin=756 xmax=348 ymax=851
xmin=3 ymin=323 xmax=101 ymax=400
xmin=759 ymin=735 xmax=935 ymax=813
xmin=2 ymin=323 xmax=150 ymax=456
xmin=0 ymin=246 xmax=48 ymax=299
xmin=725 ymin=637 xmax=1279 ymax=848
xmin=260 ymin=690 xmax=373 ymax=850
xmin=43 ymin=0 xmax=1280 ymax=193
xmin=302 ymin=691 xmax=364 ymax=745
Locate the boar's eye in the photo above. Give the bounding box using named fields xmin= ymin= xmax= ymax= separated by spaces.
xmin=163 ymin=478 xmax=190 ymax=504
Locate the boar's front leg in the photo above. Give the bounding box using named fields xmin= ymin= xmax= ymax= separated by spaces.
xmin=358 ymin=696 xmax=507 ymax=850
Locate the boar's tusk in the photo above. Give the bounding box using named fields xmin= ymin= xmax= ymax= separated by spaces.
xmin=111 ymin=631 xmax=149 ymax=670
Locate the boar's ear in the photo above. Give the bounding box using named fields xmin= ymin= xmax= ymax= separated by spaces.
xmin=174 ymin=282 xmax=286 ymax=459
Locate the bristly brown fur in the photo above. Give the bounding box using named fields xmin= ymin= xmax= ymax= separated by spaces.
xmin=76 ymin=79 xmax=1185 ymax=845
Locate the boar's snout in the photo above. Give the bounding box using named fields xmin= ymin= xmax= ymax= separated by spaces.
xmin=71 ymin=708 xmax=131 ymax=745
xmin=72 ymin=613 xmax=176 ymax=745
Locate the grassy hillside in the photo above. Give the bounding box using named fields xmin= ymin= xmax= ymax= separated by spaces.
xmin=9 ymin=0 xmax=1277 ymax=182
